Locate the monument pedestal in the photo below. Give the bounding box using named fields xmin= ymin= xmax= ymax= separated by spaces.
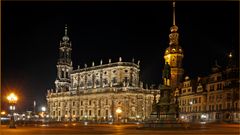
xmin=144 ymin=85 xmax=185 ymax=128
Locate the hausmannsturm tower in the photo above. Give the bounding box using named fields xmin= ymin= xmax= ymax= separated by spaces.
xmin=163 ymin=2 xmax=184 ymax=89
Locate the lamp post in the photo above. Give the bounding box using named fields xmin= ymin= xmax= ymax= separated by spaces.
xmin=189 ymin=101 xmax=193 ymax=122
xmin=41 ymin=106 xmax=46 ymax=122
xmin=116 ymin=108 xmax=122 ymax=124
xmin=65 ymin=114 xmax=68 ymax=122
xmin=41 ymin=106 xmax=46 ymax=112
xmin=7 ymin=93 xmax=18 ymax=128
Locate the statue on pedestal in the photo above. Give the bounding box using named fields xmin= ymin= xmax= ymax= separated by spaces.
xmin=162 ymin=62 xmax=171 ymax=86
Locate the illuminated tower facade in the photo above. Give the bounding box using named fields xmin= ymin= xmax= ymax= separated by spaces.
xmin=164 ymin=2 xmax=184 ymax=89
xmin=55 ymin=25 xmax=73 ymax=92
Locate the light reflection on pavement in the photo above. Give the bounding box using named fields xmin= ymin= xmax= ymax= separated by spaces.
xmin=0 ymin=123 xmax=239 ymax=135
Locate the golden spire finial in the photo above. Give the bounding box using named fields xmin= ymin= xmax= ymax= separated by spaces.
xmin=173 ymin=1 xmax=176 ymax=26
xmin=170 ymin=0 xmax=178 ymax=32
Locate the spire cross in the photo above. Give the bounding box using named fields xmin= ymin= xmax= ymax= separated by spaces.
xmin=65 ymin=24 xmax=68 ymax=36
xmin=173 ymin=1 xmax=176 ymax=26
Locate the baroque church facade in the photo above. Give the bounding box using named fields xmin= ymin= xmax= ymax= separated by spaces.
xmin=46 ymin=25 xmax=157 ymax=122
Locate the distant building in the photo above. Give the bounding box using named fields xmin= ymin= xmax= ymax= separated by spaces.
xmin=46 ymin=25 xmax=155 ymax=122
xmin=163 ymin=2 xmax=240 ymax=124
xmin=176 ymin=57 xmax=239 ymax=123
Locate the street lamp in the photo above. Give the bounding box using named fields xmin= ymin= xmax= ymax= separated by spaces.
xmin=116 ymin=108 xmax=122 ymax=124
xmin=1 ymin=111 xmax=6 ymax=115
xmin=40 ymin=106 xmax=46 ymax=121
xmin=189 ymin=101 xmax=193 ymax=122
xmin=136 ymin=115 xmax=140 ymax=122
xmin=41 ymin=106 xmax=46 ymax=112
xmin=189 ymin=101 xmax=193 ymax=105
xmin=7 ymin=93 xmax=18 ymax=128
xmin=64 ymin=114 xmax=68 ymax=122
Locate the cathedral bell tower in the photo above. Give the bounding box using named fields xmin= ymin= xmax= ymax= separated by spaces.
xmin=55 ymin=24 xmax=73 ymax=92
xmin=163 ymin=2 xmax=184 ymax=89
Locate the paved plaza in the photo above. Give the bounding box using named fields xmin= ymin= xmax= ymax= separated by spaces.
xmin=0 ymin=123 xmax=239 ymax=135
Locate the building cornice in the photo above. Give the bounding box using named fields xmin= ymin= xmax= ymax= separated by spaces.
xmin=71 ymin=61 xmax=140 ymax=74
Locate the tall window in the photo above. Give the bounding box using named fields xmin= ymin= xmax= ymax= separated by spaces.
xmin=81 ymin=101 xmax=83 ymax=106
xmin=112 ymin=77 xmax=117 ymax=84
xmin=96 ymin=79 xmax=99 ymax=86
xmin=227 ymin=93 xmax=231 ymax=101
xmin=227 ymin=103 xmax=230 ymax=109
xmin=124 ymin=77 xmax=128 ymax=83
xmin=66 ymin=71 xmax=69 ymax=78
xmin=89 ymin=100 xmax=92 ymax=105
xmin=106 ymin=99 xmax=108 ymax=105
xmin=89 ymin=110 xmax=92 ymax=116
xmin=104 ymin=79 xmax=108 ymax=85
xmin=210 ymin=85 xmax=214 ymax=91
xmin=217 ymin=83 xmax=222 ymax=90
xmin=98 ymin=110 xmax=101 ymax=116
xmin=73 ymin=101 xmax=75 ymax=106
xmin=106 ymin=110 xmax=108 ymax=116
xmin=87 ymin=80 xmax=92 ymax=86
xmin=61 ymin=70 xmax=64 ymax=78
xmin=81 ymin=110 xmax=83 ymax=116
xmin=80 ymin=82 xmax=84 ymax=87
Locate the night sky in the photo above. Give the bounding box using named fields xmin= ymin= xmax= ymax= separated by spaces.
xmin=2 ymin=1 xmax=239 ymax=112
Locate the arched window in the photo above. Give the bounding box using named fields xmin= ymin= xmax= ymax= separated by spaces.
xmin=106 ymin=99 xmax=108 ymax=105
xmin=89 ymin=100 xmax=92 ymax=105
xmin=104 ymin=79 xmax=108 ymax=85
xmin=112 ymin=77 xmax=117 ymax=84
xmin=89 ymin=110 xmax=92 ymax=116
xmin=124 ymin=77 xmax=128 ymax=83
xmin=80 ymin=82 xmax=84 ymax=87
xmin=96 ymin=79 xmax=99 ymax=86
xmin=106 ymin=110 xmax=108 ymax=116
xmin=87 ymin=80 xmax=92 ymax=86
xmin=61 ymin=70 xmax=64 ymax=78
xmin=66 ymin=71 xmax=69 ymax=78
xmin=98 ymin=110 xmax=101 ymax=116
